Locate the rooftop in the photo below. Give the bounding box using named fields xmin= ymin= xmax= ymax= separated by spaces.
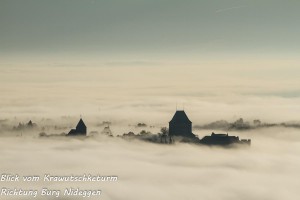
xmin=169 ymin=110 xmax=192 ymax=123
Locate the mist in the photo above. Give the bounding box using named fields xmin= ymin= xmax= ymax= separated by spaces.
xmin=0 ymin=127 xmax=300 ymax=200
xmin=1 ymin=58 xmax=300 ymax=125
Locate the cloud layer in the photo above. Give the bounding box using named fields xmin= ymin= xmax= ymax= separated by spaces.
xmin=1 ymin=61 xmax=300 ymax=125
xmin=1 ymin=127 xmax=300 ymax=200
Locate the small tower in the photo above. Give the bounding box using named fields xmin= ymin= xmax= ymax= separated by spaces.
xmin=68 ymin=117 xmax=87 ymax=136
xmin=76 ymin=118 xmax=87 ymax=134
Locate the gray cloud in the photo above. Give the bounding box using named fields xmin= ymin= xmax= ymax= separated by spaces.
xmin=215 ymin=5 xmax=248 ymax=13
xmin=1 ymin=0 xmax=300 ymax=58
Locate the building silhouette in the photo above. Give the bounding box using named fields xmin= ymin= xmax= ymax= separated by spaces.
xmin=168 ymin=110 xmax=251 ymax=145
xmin=200 ymin=132 xmax=251 ymax=146
xmin=169 ymin=110 xmax=195 ymax=138
xmin=68 ymin=118 xmax=87 ymax=136
xmin=13 ymin=120 xmax=37 ymax=131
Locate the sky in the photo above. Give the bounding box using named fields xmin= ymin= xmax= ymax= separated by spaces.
xmin=1 ymin=0 xmax=300 ymax=125
xmin=1 ymin=0 xmax=300 ymax=59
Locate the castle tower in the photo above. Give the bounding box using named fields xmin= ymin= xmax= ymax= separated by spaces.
xmin=169 ymin=110 xmax=194 ymax=138
xmin=68 ymin=118 xmax=87 ymax=136
xmin=76 ymin=118 xmax=87 ymax=135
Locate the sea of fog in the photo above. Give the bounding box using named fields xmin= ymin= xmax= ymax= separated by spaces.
xmin=1 ymin=63 xmax=300 ymax=199
xmin=1 ymin=127 xmax=300 ymax=200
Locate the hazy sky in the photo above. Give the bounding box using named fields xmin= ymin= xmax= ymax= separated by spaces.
xmin=1 ymin=0 xmax=300 ymax=60
xmin=1 ymin=0 xmax=300 ymax=124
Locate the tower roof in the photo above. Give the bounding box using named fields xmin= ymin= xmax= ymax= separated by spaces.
xmin=76 ymin=118 xmax=86 ymax=129
xmin=169 ymin=110 xmax=192 ymax=123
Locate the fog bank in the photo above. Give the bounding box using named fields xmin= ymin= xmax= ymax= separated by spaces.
xmin=1 ymin=127 xmax=300 ymax=200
